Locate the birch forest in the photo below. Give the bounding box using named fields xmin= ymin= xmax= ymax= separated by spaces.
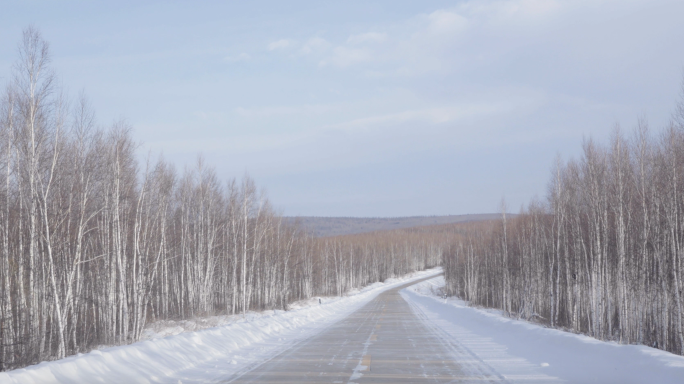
xmin=0 ymin=29 xmax=444 ymax=371
xmin=6 ymin=21 xmax=684 ymax=374
xmin=443 ymin=115 xmax=684 ymax=355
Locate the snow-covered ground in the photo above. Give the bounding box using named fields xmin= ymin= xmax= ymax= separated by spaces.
xmin=0 ymin=268 xmax=441 ymax=384
xmin=7 ymin=270 xmax=681 ymax=384
xmin=402 ymin=275 xmax=684 ymax=384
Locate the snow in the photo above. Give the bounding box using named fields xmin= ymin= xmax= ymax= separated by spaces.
xmin=0 ymin=268 xmax=441 ymax=384
xmin=7 ymin=270 xmax=680 ymax=384
xmin=402 ymin=275 xmax=684 ymax=384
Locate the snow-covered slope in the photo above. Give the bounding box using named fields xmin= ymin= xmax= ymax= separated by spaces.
xmin=0 ymin=268 xmax=441 ymax=384
xmin=402 ymin=275 xmax=684 ymax=384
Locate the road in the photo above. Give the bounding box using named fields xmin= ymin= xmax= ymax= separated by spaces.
xmin=224 ymin=275 xmax=504 ymax=383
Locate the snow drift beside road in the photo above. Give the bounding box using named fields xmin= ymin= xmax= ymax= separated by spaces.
xmin=0 ymin=268 xmax=441 ymax=384
xmin=402 ymin=275 xmax=684 ymax=384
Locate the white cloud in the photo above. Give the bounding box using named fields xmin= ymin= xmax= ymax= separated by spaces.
xmin=455 ymin=0 xmax=562 ymax=22
xmin=307 ymin=0 xmax=639 ymax=74
xmin=421 ymin=9 xmax=469 ymax=35
xmin=300 ymin=37 xmax=330 ymax=54
xmin=234 ymin=104 xmax=338 ymax=118
xmin=224 ymin=52 xmax=251 ymax=62
xmin=324 ymin=97 xmax=543 ymax=134
xmin=323 ymin=46 xmax=373 ymax=68
xmin=267 ymin=39 xmax=295 ymax=51
xmin=347 ymin=32 xmax=387 ymax=45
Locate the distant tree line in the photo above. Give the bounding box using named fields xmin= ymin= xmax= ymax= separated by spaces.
xmin=0 ymin=29 xmax=444 ymax=371
xmin=443 ymin=102 xmax=684 ymax=355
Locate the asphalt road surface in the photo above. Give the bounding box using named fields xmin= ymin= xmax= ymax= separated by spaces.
xmin=224 ymin=275 xmax=505 ymax=383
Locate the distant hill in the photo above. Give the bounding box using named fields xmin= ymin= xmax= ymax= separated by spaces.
xmin=284 ymin=214 xmax=502 ymax=237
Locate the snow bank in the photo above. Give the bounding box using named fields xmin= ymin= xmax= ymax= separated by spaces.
xmin=402 ymin=275 xmax=684 ymax=384
xmin=0 ymin=268 xmax=441 ymax=384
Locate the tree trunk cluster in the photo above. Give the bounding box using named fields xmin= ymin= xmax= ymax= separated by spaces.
xmin=0 ymin=28 xmax=443 ymax=371
xmin=443 ymin=120 xmax=684 ymax=356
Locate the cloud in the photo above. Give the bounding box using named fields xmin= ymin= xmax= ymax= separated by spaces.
xmin=323 ymin=97 xmax=542 ymax=134
xmin=461 ymin=0 xmax=570 ymax=26
xmin=312 ymin=9 xmax=469 ymax=70
xmin=347 ymin=32 xmax=387 ymax=45
xmin=224 ymin=52 xmax=251 ymax=62
xmin=267 ymin=39 xmax=295 ymax=51
xmin=234 ymin=104 xmax=335 ymax=118
xmin=300 ymin=37 xmax=330 ymax=54
xmin=323 ymin=46 xmax=373 ymax=67
xmin=303 ymin=0 xmax=632 ymax=74
xmin=421 ymin=9 xmax=469 ymax=35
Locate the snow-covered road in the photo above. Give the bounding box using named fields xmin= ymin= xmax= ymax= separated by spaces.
xmin=0 ymin=269 xmax=442 ymax=384
xmin=3 ymin=271 xmax=684 ymax=383
xmin=403 ymin=276 xmax=684 ymax=384
xmin=226 ymin=274 xmax=471 ymax=383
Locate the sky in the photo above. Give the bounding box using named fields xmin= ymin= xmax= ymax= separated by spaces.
xmin=2 ymin=0 xmax=684 ymax=217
